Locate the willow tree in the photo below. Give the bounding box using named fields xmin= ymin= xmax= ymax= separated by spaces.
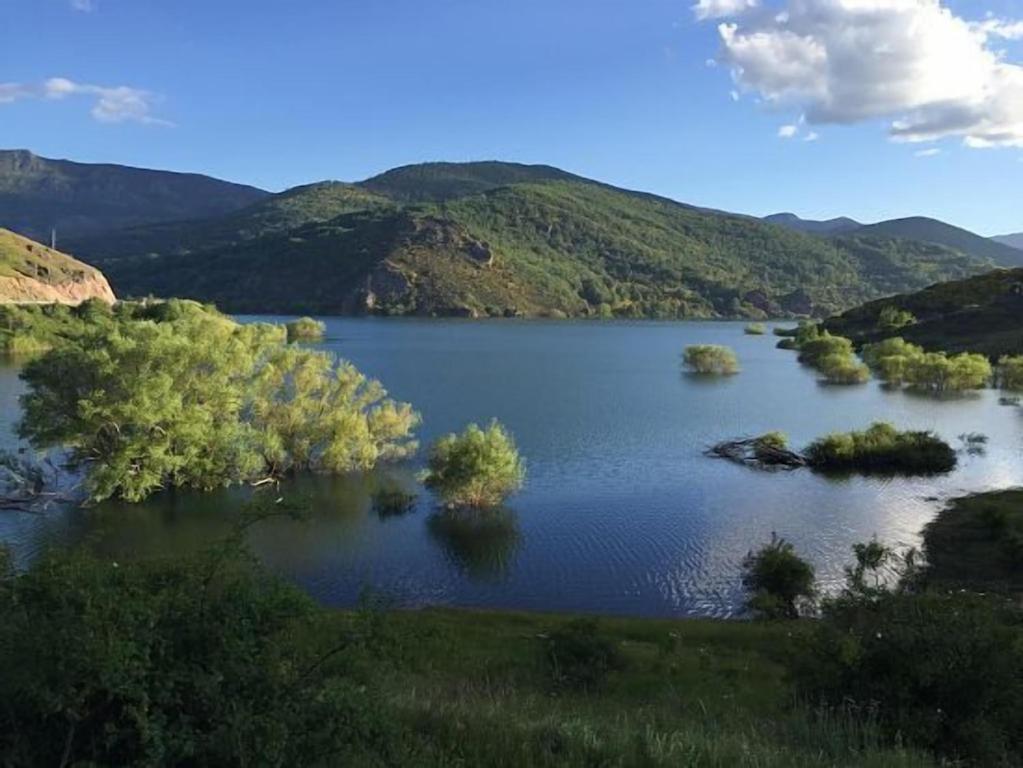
xmin=683 ymin=345 xmax=739 ymax=375
xmin=18 ymin=312 xmax=418 ymax=502
xmin=421 ymin=420 xmax=525 ymax=509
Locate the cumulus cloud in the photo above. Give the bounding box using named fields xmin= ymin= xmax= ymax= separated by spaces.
xmin=693 ymin=0 xmax=758 ymax=21
xmin=0 ymin=77 xmax=170 ymax=125
xmin=700 ymin=0 xmax=1023 ymax=148
xmin=778 ymin=123 xmax=799 ymax=138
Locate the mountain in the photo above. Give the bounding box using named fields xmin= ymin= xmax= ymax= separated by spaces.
xmin=0 ymin=228 xmax=114 ymax=304
xmin=855 ymin=217 xmax=1023 ymax=267
xmin=67 ymin=181 xmax=393 ymax=264
xmin=993 ymin=233 xmax=1023 ymax=251
xmin=824 ymin=268 xmax=1023 ymax=357
xmin=763 ymin=213 xmax=862 ymax=235
xmin=0 ymin=149 xmax=269 ymax=242
xmin=77 ymin=163 xmax=996 ymax=318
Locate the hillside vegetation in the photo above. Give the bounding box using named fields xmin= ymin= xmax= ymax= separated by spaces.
xmin=856 ymin=217 xmax=1023 ymax=267
xmin=0 ymin=149 xmax=268 ymax=241
xmin=73 ymin=164 xmax=996 ymax=318
xmin=824 ymin=268 xmax=1023 ymax=357
xmin=0 ymin=228 xmax=114 ymax=305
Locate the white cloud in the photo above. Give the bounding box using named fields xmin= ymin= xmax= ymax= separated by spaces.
xmin=803 ymin=130 xmax=819 ymax=142
xmin=0 ymin=77 xmax=170 ymax=125
xmin=915 ymin=147 xmax=941 ymax=156
xmin=703 ymin=0 xmax=1023 ymax=148
xmin=778 ymin=123 xmax=799 ymax=138
xmin=692 ymin=0 xmax=758 ymax=21
xmin=70 ymin=0 xmax=95 ymax=11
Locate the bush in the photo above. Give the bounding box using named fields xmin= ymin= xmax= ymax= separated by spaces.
xmin=421 ymin=420 xmax=526 ymax=508
xmin=744 ymin=323 xmax=767 ymax=335
xmin=798 ymin=590 xmax=1023 ymax=765
xmin=862 ymin=338 xmax=992 ymax=392
xmin=0 ymin=542 xmax=395 ymax=766
xmin=996 ymin=355 xmax=1023 ymax=391
xmin=797 ymin=333 xmax=854 ymax=367
xmin=543 ymin=619 xmax=625 ymax=691
xmin=876 ymin=305 xmax=915 ymax=332
xmin=818 ymin=352 xmax=870 ymax=385
xmin=683 ymin=344 xmax=739 ymax=375
xmin=285 ymin=316 xmax=326 ymax=342
xmin=805 ymin=422 xmax=956 ymax=475
xmin=741 ymin=534 xmax=816 ymax=619
xmin=18 ymin=311 xmax=419 ymax=501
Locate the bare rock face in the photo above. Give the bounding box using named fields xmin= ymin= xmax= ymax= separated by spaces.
xmin=405 ymin=216 xmax=495 ymax=267
xmin=360 ymin=260 xmax=413 ymax=311
xmin=0 ymin=228 xmax=116 ymax=305
xmin=742 ymin=290 xmax=772 ymax=314
xmin=779 ymin=289 xmax=814 ymax=316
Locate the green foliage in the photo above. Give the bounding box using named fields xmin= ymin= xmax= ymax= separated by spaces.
xmin=543 ymin=619 xmax=626 ymax=691
xmin=877 ymin=305 xmax=915 ymax=332
xmin=741 ymin=534 xmax=816 ymax=619
xmin=825 ymin=267 xmax=1023 ymax=359
xmin=744 ymin=323 xmax=767 ymax=335
xmin=996 ymin=355 xmax=1023 ymax=391
xmin=421 ymin=420 xmax=526 ymax=509
xmin=753 ymin=431 xmax=789 ymax=460
xmin=683 ymin=344 xmax=740 ymax=375
xmin=799 ymin=590 xmax=1023 ymax=765
xmin=17 ymin=308 xmax=418 ymax=501
xmin=0 ymin=540 xmax=395 ymax=766
xmin=85 ymin=165 xmax=993 ymax=318
xmin=286 ymin=316 xmax=326 ymax=341
xmin=862 ymin=338 xmax=992 ymax=391
xmin=791 ymin=329 xmax=870 ymax=384
xmin=818 ymin=352 xmax=871 ymax=385
xmin=797 ymin=332 xmax=854 ymax=367
xmin=805 ymin=422 xmax=956 ymax=475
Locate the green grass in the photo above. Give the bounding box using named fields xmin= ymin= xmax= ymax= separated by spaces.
xmin=920 ymin=490 xmax=1023 ymax=595
xmin=308 ymin=607 xmax=934 ymax=767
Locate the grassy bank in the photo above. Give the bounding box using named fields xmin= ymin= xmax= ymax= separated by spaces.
xmin=306 ymin=607 xmax=933 ymax=767
xmin=921 ymin=489 xmax=1023 ymax=594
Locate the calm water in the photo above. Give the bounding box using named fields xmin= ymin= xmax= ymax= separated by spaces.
xmin=2 ymin=319 xmax=1022 ymax=618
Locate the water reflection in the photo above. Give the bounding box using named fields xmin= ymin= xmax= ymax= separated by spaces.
xmin=427 ymin=508 xmax=521 ymax=582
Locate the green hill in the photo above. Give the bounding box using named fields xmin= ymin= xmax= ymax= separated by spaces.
xmin=88 ymin=166 xmax=995 ymax=318
xmin=824 ymin=268 xmax=1023 ymax=357
xmin=0 ymin=149 xmax=268 ymax=242
xmin=856 ymin=217 xmax=1023 ymax=267
xmin=0 ymin=228 xmax=114 ymax=304
xmin=67 ymin=181 xmax=392 ymax=265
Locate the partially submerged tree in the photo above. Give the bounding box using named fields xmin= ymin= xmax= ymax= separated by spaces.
xmin=421 ymin=420 xmax=525 ymax=509
xmin=285 ymin=316 xmax=326 ymax=342
xmin=741 ymin=534 xmax=816 ymax=619
xmin=18 ymin=312 xmax=418 ymax=502
xmin=683 ymin=345 xmax=739 ymax=375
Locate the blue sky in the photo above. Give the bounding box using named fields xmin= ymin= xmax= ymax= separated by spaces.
xmin=3 ymin=0 xmax=1022 ymax=235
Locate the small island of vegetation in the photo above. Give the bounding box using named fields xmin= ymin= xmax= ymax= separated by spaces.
xmin=683 ymin=344 xmax=739 ymax=375
xmin=285 ymin=316 xmax=326 ymax=341
xmin=421 ymin=420 xmax=526 ymax=509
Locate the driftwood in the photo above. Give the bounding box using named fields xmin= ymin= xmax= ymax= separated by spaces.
xmin=706 ymin=437 xmax=808 ymax=470
xmin=0 ymin=451 xmax=80 ymax=513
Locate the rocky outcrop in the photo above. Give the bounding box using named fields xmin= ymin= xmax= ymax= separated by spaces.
xmin=359 ymin=260 xmax=413 ymax=312
xmin=0 ymin=228 xmax=116 ymax=305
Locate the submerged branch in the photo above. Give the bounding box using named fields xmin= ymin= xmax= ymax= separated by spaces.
xmin=706 ymin=437 xmax=807 ymax=470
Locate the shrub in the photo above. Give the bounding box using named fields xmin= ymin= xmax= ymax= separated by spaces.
xmin=543 ymin=619 xmax=625 ymax=691
xmin=683 ymin=344 xmax=739 ymax=375
xmin=798 ymin=590 xmax=1023 ymax=765
xmin=741 ymin=534 xmax=816 ymax=619
xmin=818 ymin=352 xmax=870 ymax=385
xmin=753 ymin=431 xmax=788 ymax=460
xmin=863 ymin=338 xmax=992 ymax=392
xmin=805 ymin=422 xmax=956 ymax=475
xmin=797 ymin=333 xmax=854 ymax=367
xmin=421 ymin=420 xmax=526 ymax=509
xmin=997 ymin=355 xmax=1023 ymax=391
xmin=18 ymin=312 xmax=419 ymax=501
xmin=0 ymin=542 xmax=395 ymax=766
xmin=371 ymin=485 xmax=418 ymax=517
xmin=285 ymin=316 xmax=326 ymax=342
xmin=876 ymin=305 xmax=915 ymax=332
xmin=744 ymin=323 xmax=767 ymax=335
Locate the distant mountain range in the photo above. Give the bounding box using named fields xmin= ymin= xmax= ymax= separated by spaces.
xmin=767 ymin=212 xmax=1023 ymax=266
xmin=0 ymin=149 xmax=268 ymax=242
xmin=993 ymin=233 xmax=1023 ymax=250
xmin=0 ymin=152 xmax=1016 ymax=318
xmin=763 ymin=213 xmax=862 ymax=236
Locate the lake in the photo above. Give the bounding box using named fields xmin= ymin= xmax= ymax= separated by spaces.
xmin=2 ymin=318 xmax=1021 ymax=618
